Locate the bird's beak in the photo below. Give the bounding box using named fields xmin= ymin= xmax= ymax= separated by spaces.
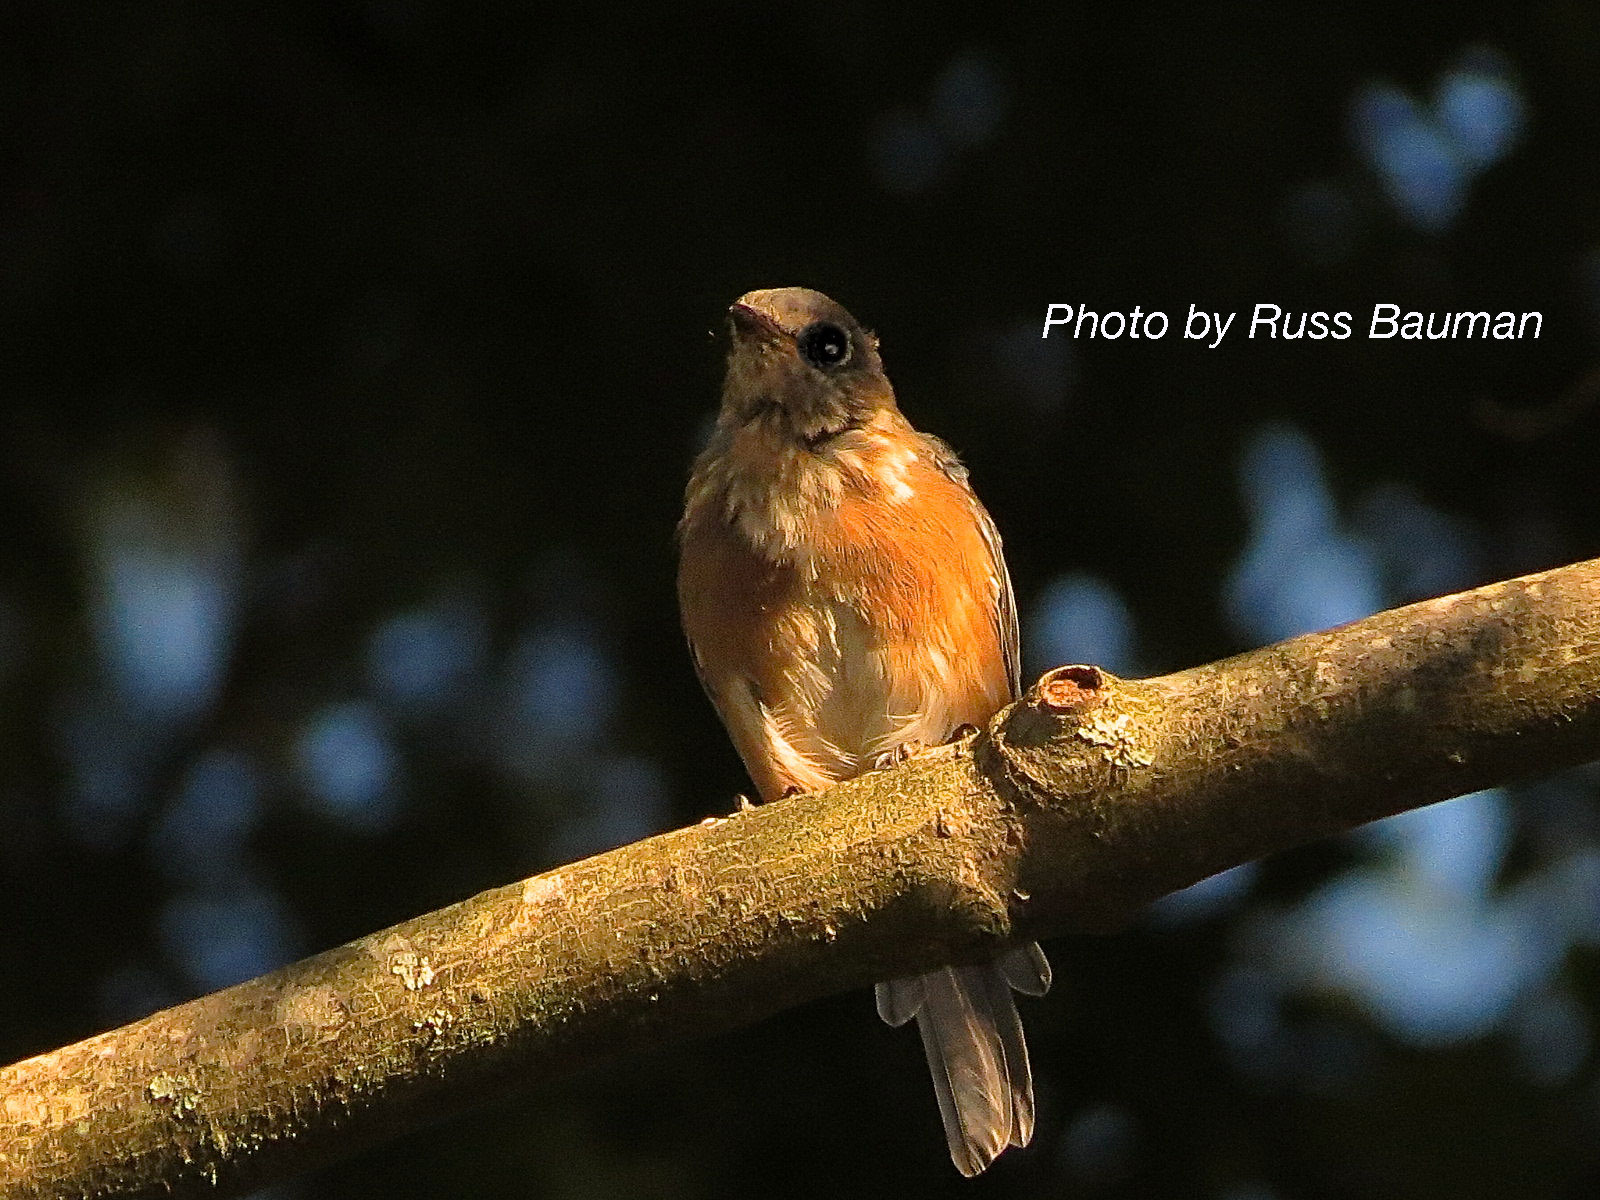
xmin=728 ymin=302 xmax=790 ymax=342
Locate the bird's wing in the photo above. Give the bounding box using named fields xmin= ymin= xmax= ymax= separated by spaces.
xmin=921 ymin=433 xmax=1022 ymax=701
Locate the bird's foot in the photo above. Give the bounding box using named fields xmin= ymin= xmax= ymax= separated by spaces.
xmin=871 ymin=740 xmax=927 ymax=772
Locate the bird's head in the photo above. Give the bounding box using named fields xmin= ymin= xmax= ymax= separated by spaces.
xmin=719 ymin=287 xmax=894 ymax=446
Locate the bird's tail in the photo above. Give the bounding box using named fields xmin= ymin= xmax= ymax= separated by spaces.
xmin=875 ymin=942 xmax=1053 ymax=1176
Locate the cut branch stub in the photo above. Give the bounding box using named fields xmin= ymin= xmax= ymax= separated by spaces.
xmin=1038 ymin=664 xmax=1109 ymax=710
xmin=986 ymin=665 xmax=1160 ymax=795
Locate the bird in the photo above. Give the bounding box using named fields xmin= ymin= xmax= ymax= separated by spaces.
xmin=676 ymin=285 xmax=1052 ymax=1175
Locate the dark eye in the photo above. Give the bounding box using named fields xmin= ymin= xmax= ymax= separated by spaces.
xmin=797 ymin=322 xmax=851 ymax=369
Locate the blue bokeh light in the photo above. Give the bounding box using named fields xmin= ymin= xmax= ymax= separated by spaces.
xmin=1226 ymin=423 xmax=1384 ymax=644
xmin=1358 ymin=789 xmax=1509 ymax=900
xmin=59 ymin=437 xmax=244 ymax=847
xmin=297 ymin=699 xmax=403 ymax=832
xmin=367 ymin=588 xmax=488 ymax=715
xmin=1026 ymin=571 xmax=1137 ymax=678
xmin=84 ymin=479 xmax=241 ymax=727
xmin=101 ymin=550 xmax=232 ymax=718
xmin=1349 ymin=46 xmax=1527 ymax=234
xmin=1251 ymin=793 xmax=1579 ymax=1048
xmin=1354 ymin=482 xmax=1481 ymax=600
xmin=1435 ymin=50 xmax=1526 ymax=171
xmin=1272 ymin=862 xmax=1555 ymax=1045
xmin=1351 ymin=82 xmax=1466 ymax=234
xmin=1151 ymin=863 xmax=1260 ymax=926
xmin=1539 ymin=848 xmax=1600 ymax=947
xmin=930 ymin=53 xmax=1009 ymax=148
xmin=151 ymin=747 xmax=262 ymax=886
xmin=494 ymin=617 xmax=618 ymax=779
xmin=160 ymin=886 xmax=299 ymax=993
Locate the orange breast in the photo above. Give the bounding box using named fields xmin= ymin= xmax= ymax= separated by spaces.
xmin=680 ymin=425 xmax=1013 ymax=801
xmin=823 ymin=455 xmax=1011 ymax=710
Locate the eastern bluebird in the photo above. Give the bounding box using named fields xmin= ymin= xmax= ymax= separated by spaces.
xmin=677 ymin=287 xmax=1051 ymax=1175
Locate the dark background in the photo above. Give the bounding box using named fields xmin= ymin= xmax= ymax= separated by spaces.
xmin=4 ymin=4 xmax=1599 ymax=1198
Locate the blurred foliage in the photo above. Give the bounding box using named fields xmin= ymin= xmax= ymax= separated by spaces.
xmin=2 ymin=3 xmax=1599 ymax=1198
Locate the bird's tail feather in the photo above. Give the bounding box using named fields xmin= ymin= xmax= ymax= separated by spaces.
xmin=874 ymin=941 xmax=1052 ymax=1176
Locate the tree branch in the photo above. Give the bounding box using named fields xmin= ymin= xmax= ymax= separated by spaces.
xmin=5 ymin=557 xmax=1599 ymax=1199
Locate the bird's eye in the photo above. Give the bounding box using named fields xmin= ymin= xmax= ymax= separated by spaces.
xmin=797 ymin=322 xmax=851 ymax=369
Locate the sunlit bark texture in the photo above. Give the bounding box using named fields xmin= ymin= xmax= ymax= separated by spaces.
xmin=4 ymin=557 xmax=1599 ymax=1200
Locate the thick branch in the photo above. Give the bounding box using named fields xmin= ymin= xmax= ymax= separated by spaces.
xmin=5 ymin=558 xmax=1599 ymax=1199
